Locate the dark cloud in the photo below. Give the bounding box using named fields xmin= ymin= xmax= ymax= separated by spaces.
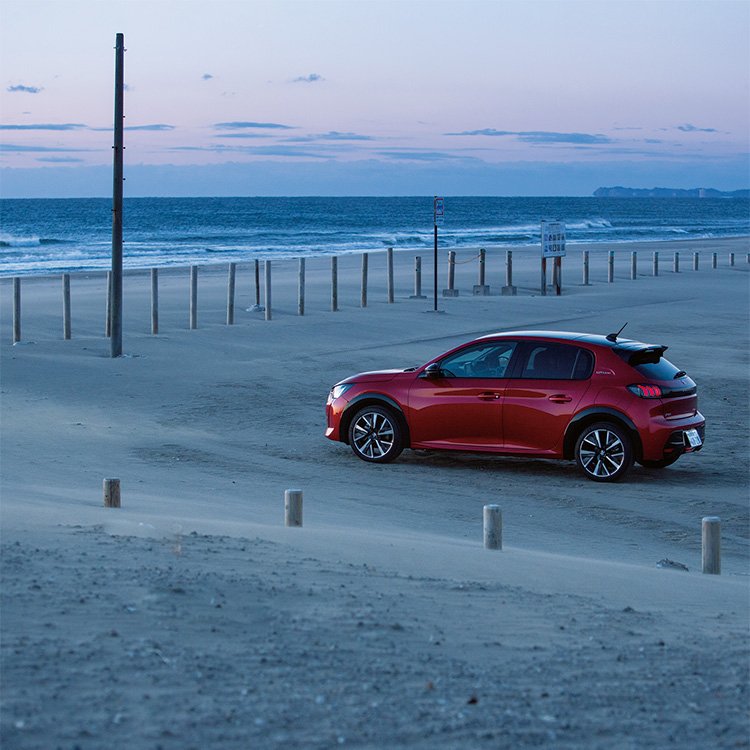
xmin=292 ymin=73 xmax=324 ymax=83
xmin=677 ymin=123 xmax=718 ymax=133
xmin=447 ymin=129 xmax=613 ymax=144
xmin=284 ymin=131 xmax=375 ymax=143
xmin=202 ymin=73 xmax=214 ymax=81
xmin=0 ymin=123 xmax=85 ymax=131
xmin=0 ymin=143 xmax=86 ymax=152
xmin=214 ymin=121 xmax=295 ymax=130
xmin=7 ymin=84 xmax=42 ymax=94
xmin=36 ymin=156 xmax=85 ymax=163
xmin=169 ymin=144 xmax=327 ymax=158
xmin=124 ymin=124 xmax=175 ymax=131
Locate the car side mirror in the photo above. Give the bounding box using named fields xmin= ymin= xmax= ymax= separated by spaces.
xmin=421 ymin=362 xmax=442 ymax=378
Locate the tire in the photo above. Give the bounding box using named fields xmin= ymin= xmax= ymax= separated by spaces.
xmin=348 ymin=406 xmax=404 ymax=463
xmin=638 ymin=455 xmax=680 ymax=469
xmin=575 ymin=422 xmax=633 ymax=482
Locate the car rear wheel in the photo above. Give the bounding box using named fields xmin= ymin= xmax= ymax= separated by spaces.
xmin=348 ymin=406 xmax=404 ymax=463
xmin=575 ymin=422 xmax=633 ymax=482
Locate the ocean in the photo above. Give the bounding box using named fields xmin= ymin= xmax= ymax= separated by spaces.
xmin=1 ymin=196 xmax=748 ymax=277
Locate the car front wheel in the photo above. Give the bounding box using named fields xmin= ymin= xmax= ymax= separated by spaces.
xmin=575 ymin=422 xmax=633 ymax=482
xmin=348 ymin=406 xmax=404 ymax=463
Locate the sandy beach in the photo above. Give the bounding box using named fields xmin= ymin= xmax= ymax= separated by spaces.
xmin=1 ymin=236 xmax=749 ymax=749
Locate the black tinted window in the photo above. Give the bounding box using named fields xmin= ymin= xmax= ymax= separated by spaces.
xmin=615 ymin=348 xmax=682 ymax=380
xmin=520 ymin=343 xmax=593 ymax=380
xmin=440 ymin=342 xmax=517 ymax=378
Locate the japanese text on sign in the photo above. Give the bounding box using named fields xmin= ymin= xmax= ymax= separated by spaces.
xmin=541 ymin=221 xmax=566 ymax=257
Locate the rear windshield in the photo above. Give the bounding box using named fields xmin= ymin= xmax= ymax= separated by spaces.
xmin=615 ymin=348 xmax=683 ymax=380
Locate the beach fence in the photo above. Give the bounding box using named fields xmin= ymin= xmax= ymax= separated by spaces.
xmin=4 ymin=245 xmax=745 ymax=343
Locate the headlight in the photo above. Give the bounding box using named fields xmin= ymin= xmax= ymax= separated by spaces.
xmin=331 ymin=383 xmax=354 ymax=400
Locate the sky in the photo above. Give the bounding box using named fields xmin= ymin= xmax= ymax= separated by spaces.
xmin=1 ymin=0 xmax=748 ymax=197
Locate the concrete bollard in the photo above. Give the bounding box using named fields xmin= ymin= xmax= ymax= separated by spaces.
xmin=701 ymin=516 xmax=721 ymax=574
xmin=473 ymin=248 xmax=490 ymax=295
xmin=483 ymin=504 xmax=502 ymax=550
xmin=12 ymin=277 xmax=21 ymax=344
xmin=189 ymin=265 xmax=198 ymax=329
xmin=693 ymin=252 xmax=699 ymax=271
xmin=284 ymin=489 xmax=303 ymax=527
xmin=331 ymin=256 xmax=338 ymax=311
xmin=630 ymin=251 xmax=637 ymax=280
xmin=387 ymin=247 xmax=394 ymax=303
xmin=62 ymin=273 xmax=71 ymax=339
xmin=443 ymin=251 xmax=458 ymax=297
xmin=361 ymin=253 xmax=368 ymax=308
xmin=653 ymin=251 xmax=659 ymax=277
xmin=103 ymin=478 xmax=121 ymax=508
xmin=673 ymin=252 xmax=680 ymax=273
xmin=264 ymin=260 xmax=272 ymax=321
xmin=582 ymin=250 xmax=590 ymax=286
xmin=502 ymin=250 xmax=517 ymax=295
xmin=298 ymin=257 xmax=305 ymax=316
xmin=607 ymin=251 xmax=615 ymax=283
xmin=151 ymin=268 xmax=159 ymax=334
xmin=712 ymin=252 xmax=717 ymax=269
xmin=410 ymin=256 xmax=427 ymax=299
xmin=227 ymin=263 xmax=236 ymax=324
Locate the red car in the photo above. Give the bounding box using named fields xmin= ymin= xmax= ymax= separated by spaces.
xmin=325 ymin=330 xmax=705 ymax=482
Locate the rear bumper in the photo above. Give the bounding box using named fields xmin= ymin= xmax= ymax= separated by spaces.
xmin=639 ymin=413 xmax=705 ymax=461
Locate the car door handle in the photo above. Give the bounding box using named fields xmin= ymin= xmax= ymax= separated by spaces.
xmin=478 ymin=392 xmax=501 ymax=400
xmin=548 ymin=394 xmax=573 ymax=403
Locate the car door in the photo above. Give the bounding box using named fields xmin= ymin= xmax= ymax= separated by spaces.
xmin=407 ymin=341 xmax=518 ymax=450
xmin=502 ymin=342 xmax=594 ymax=454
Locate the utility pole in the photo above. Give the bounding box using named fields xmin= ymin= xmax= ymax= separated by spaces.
xmin=110 ymin=33 xmax=125 ymax=357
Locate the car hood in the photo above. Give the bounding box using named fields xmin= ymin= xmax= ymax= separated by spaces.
xmin=339 ymin=368 xmax=411 ymax=384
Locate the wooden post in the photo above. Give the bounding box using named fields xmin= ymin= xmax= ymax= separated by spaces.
xmin=483 ymin=504 xmax=502 ymax=550
xmin=284 ymin=489 xmax=303 ymax=527
xmin=443 ymin=250 xmax=458 ymax=296
xmin=711 ymin=252 xmax=717 ymax=269
xmin=150 ymin=268 xmax=159 ymax=334
xmin=410 ymin=256 xmax=426 ymax=299
xmin=693 ymin=252 xmax=699 ymax=271
xmin=653 ymin=251 xmax=659 ymax=277
xmin=541 ymin=256 xmax=548 ymax=295
xmin=701 ymin=516 xmax=721 ymax=575
xmin=361 ymin=253 xmax=368 ymax=308
xmin=12 ymin=278 xmax=21 ymax=344
xmin=331 ymin=256 xmax=338 ymax=311
xmin=105 ymin=271 xmax=112 ymax=337
xmin=110 ymin=33 xmax=125 ymax=358
xmin=62 ymin=273 xmax=71 ymax=340
xmin=103 ymin=478 xmax=121 ymax=508
xmin=297 ymin=257 xmax=305 ymax=316
xmin=502 ymin=250 xmax=517 ymax=295
xmin=553 ymin=256 xmax=562 ymax=295
xmin=729 ymin=252 xmax=735 ymax=267
xmin=264 ymin=260 xmax=272 ymax=321
xmin=630 ymin=251 xmax=637 ymax=280
xmin=582 ymin=250 xmax=590 ymax=286
xmin=254 ymin=259 xmax=261 ymax=306
xmin=673 ymin=251 xmax=680 ymax=273
xmin=226 ymin=262 xmax=236 ymax=324
xmin=473 ymin=248 xmax=490 ymax=295
xmin=607 ymin=251 xmax=614 ymax=283
xmin=189 ymin=265 xmax=198 ymax=329
xmin=386 ymin=247 xmax=394 ymax=303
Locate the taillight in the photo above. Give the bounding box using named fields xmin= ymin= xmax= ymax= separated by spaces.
xmin=627 ymin=384 xmax=663 ymax=398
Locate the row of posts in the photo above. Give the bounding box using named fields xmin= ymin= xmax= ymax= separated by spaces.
xmin=99 ymin=480 xmax=723 ymax=574
xmin=9 ymin=249 xmax=746 ymax=343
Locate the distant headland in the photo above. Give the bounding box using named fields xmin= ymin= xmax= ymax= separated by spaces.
xmin=593 ymin=186 xmax=749 ymax=198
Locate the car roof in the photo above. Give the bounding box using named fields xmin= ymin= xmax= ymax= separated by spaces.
xmin=476 ymin=330 xmax=664 ymax=351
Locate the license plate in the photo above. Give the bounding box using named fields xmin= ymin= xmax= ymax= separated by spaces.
xmin=685 ymin=429 xmax=702 ymax=448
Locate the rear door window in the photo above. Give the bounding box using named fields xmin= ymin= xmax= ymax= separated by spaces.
xmin=519 ymin=343 xmax=594 ymax=380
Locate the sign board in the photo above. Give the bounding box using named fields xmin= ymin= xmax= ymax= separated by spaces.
xmin=541 ymin=221 xmax=566 ymax=257
xmin=434 ymin=196 xmax=445 ymax=224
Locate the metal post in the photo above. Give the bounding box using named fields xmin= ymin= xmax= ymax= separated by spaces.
xmin=630 ymin=251 xmax=637 ymax=280
xmin=189 ymin=265 xmax=198 ymax=329
xmin=653 ymin=251 xmax=659 ymax=277
xmin=264 ymin=260 xmax=272 ymax=321
xmin=12 ymin=278 xmax=20 ymax=344
xmin=331 ymin=256 xmax=338 ymax=311
xmin=386 ymin=247 xmax=394 ymax=303
xmin=110 ymin=32 xmax=125 ymax=358
xmin=297 ymin=257 xmax=305 ymax=316
xmin=582 ymin=250 xmax=590 ymax=286
xmin=62 ymin=274 xmax=71 ymax=340
xmin=410 ymin=256 xmax=426 ymax=298
xmin=150 ymin=268 xmax=158 ymax=334
xmin=361 ymin=253 xmax=368 ymax=308
xmin=433 ymin=223 xmax=438 ymax=312
xmin=226 ymin=263 xmax=236 ymax=324
xmin=607 ymin=251 xmax=614 ymax=283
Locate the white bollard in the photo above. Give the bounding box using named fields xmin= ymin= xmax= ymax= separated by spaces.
xmin=483 ymin=504 xmax=502 ymax=550
xmin=103 ymin=478 xmax=121 ymax=508
xmin=701 ymin=516 xmax=721 ymax=575
xmin=285 ymin=489 xmax=303 ymax=527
